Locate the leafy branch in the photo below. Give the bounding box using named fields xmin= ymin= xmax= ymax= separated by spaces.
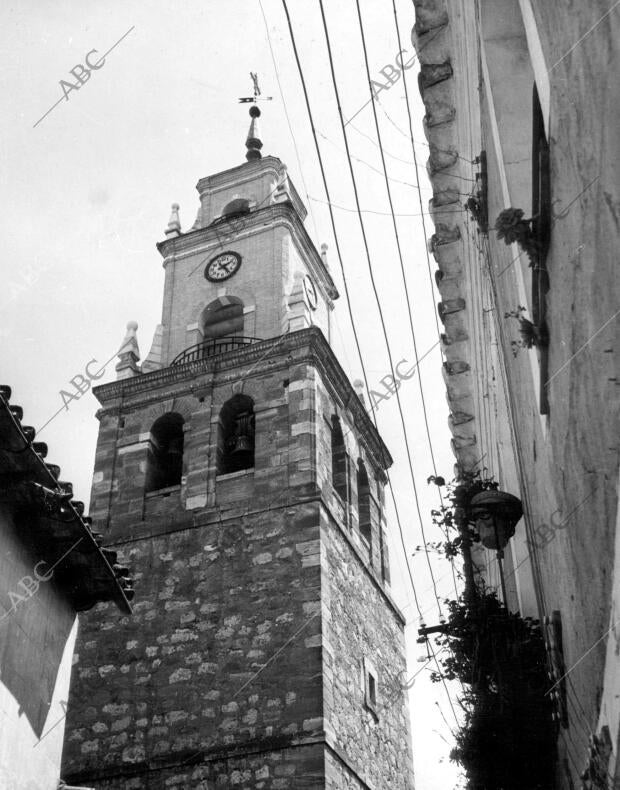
xmin=494 ymin=207 xmax=541 ymax=266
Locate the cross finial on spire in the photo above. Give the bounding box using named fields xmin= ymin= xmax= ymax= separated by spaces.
xmin=238 ymin=72 xmax=272 ymax=105
xmin=250 ymin=71 xmax=260 ymax=101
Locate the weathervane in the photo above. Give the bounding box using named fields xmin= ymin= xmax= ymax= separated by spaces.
xmin=238 ymin=72 xmax=273 ymax=104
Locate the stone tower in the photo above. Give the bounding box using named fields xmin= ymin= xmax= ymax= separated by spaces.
xmin=61 ymin=108 xmax=414 ymax=790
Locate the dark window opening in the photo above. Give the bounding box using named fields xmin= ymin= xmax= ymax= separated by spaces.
xmin=357 ymin=461 xmax=372 ymax=548
xmin=202 ymin=297 xmax=244 ymax=341
xmin=368 ymin=673 xmax=377 ymax=707
xmin=331 ymin=416 xmax=349 ymax=504
xmin=379 ymin=526 xmax=391 ymax=586
xmin=364 ymin=659 xmax=379 ymax=717
xmin=145 ymin=413 xmax=184 ymax=493
xmin=222 ymin=198 xmax=251 ymax=220
xmin=217 ymin=395 xmax=255 ymax=475
xmin=532 ymin=83 xmax=551 ymax=415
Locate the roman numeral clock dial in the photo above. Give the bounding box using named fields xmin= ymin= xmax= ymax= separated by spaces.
xmin=205 ymin=251 xmax=242 ymax=282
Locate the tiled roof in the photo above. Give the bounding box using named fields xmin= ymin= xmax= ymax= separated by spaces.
xmin=0 ymin=385 xmax=133 ymax=614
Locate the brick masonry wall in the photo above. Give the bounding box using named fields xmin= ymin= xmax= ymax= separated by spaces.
xmin=159 ymin=214 xmax=331 ymax=367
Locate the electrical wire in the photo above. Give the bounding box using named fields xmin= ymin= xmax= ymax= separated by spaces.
xmin=386 ymin=0 xmax=464 ymax=599
xmin=348 ymin=118 xmax=476 ymax=184
xmin=280 ymin=0 xmax=427 ymax=625
xmin=343 ymin=21 xmax=447 ymax=128
xmin=282 ymin=0 xmax=462 ymax=727
xmin=309 ymin=193 xmax=465 ymax=218
xmin=258 ymin=0 xmax=321 ymax=245
xmin=377 ymin=100 xmax=476 ymax=166
xmin=320 ymin=0 xmax=463 ymax=725
xmin=390 ymin=4 xmax=450 ymax=353
xmin=318 ymin=0 xmax=443 ymax=617
xmin=318 ymin=129 xmax=435 ymax=191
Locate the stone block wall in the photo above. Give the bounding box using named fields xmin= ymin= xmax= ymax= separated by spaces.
xmin=63 ymin=329 xmax=412 ymax=788
xmin=63 ymin=503 xmax=324 ymax=788
xmin=320 ymin=506 xmax=414 ymax=790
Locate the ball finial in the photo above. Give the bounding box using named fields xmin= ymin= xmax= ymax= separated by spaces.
xmin=249 ymin=105 xmax=261 ymax=118
xmin=127 ymin=320 xmax=138 ymax=332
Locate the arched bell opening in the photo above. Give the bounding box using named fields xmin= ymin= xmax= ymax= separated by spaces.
xmin=217 ymin=394 xmax=255 ymax=475
xmin=357 ymin=460 xmax=372 ymax=548
xmin=201 ymin=296 xmax=245 ymax=341
xmin=221 ymin=197 xmax=251 ymax=219
xmin=331 ymin=415 xmax=349 ymax=504
xmin=145 ymin=413 xmax=184 ymax=492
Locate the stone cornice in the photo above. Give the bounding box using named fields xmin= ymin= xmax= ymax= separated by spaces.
xmin=195 ymin=155 xmax=307 ymax=221
xmin=156 ymin=201 xmax=338 ymax=303
xmin=196 ymin=155 xmax=283 ymax=191
xmin=93 ymin=327 xmax=392 ymax=472
xmin=412 ymin=5 xmax=480 ymax=475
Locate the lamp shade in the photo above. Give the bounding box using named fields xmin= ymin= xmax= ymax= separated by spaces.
xmin=469 ymin=490 xmax=523 ymax=550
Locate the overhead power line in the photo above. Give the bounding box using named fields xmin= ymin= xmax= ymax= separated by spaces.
xmin=280 ymin=0 xmax=425 ymax=621
xmin=258 ymin=0 xmax=321 ymax=244
xmin=282 ymin=0 xmax=462 ymax=730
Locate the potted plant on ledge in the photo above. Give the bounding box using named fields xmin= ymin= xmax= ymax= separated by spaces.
xmin=504 ymin=306 xmax=549 ymax=357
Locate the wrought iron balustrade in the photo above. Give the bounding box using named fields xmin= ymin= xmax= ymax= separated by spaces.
xmin=171 ymin=335 xmax=261 ymax=366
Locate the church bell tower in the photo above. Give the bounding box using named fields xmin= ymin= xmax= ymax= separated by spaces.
xmin=61 ymin=104 xmax=414 ymax=790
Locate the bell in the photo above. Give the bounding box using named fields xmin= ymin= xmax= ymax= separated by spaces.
xmin=167 ymin=436 xmax=183 ymax=458
xmin=231 ymin=434 xmax=253 ymax=454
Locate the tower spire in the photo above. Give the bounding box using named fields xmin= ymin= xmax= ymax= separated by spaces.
xmin=245 ymin=105 xmax=263 ymax=161
xmin=238 ymin=72 xmax=272 ymax=162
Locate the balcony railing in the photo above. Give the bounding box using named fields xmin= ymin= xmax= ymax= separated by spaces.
xmin=171 ymin=335 xmax=261 ymax=366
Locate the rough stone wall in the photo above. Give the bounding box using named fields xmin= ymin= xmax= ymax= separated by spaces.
xmin=88 ymin=348 xmax=318 ymax=542
xmin=314 ymin=374 xmax=389 ymax=585
xmin=63 ymin=331 xmax=412 ymax=788
xmin=86 ymin=744 xmax=325 ymax=790
xmin=62 ymin=504 xmax=324 ymax=788
xmin=321 ymin=507 xmax=414 ymax=790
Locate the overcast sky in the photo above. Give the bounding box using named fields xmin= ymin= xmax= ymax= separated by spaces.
xmin=1 ymin=2 xmax=465 ymax=786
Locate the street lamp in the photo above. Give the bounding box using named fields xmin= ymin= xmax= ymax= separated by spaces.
xmin=469 ymin=489 xmax=523 ymax=603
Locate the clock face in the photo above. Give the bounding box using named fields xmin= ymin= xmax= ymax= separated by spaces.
xmin=303 ymin=274 xmax=318 ymax=310
xmin=205 ymin=251 xmax=241 ymax=282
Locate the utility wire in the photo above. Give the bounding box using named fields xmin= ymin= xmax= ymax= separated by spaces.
xmin=348 ymin=118 xmax=476 ymax=183
xmin=280 ymin=0 xmax=424 ymax=623
xmin=317 ymin=0 xmax=443 ymax=620
xmin=344 ymin=0 xmax=461 ymax=602
xmin=320 ymin=128 xmax=473 ymax=196
xmin=282 ymin=0 xmax=459 ymax=726
xmin=258 ymin=0 xmax=321 ymax=245
xmin=309 ymin=194 xmax=465 ymax=218
xmin=319 ymin=1 xmax=462 ymax=723
xmin=389 ymin=1 xmax=445 ymax=347
xmin=377 ymin=100 xmax=476 ymax=166
xmin=376 ymin=0 xmax=460 ymax=599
